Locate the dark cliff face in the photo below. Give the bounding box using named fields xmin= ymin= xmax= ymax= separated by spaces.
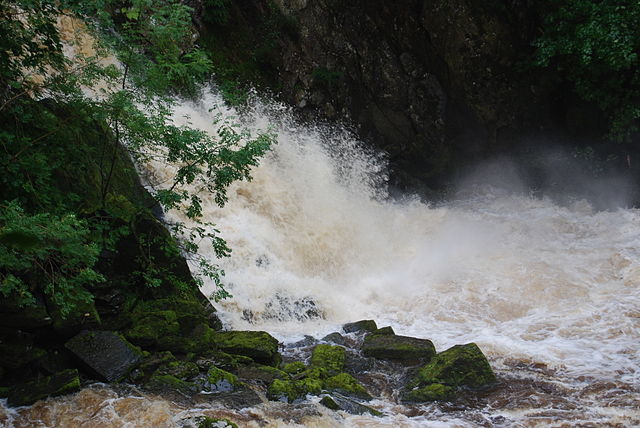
xmin=198 ymin=0 xmax=627 ymax=196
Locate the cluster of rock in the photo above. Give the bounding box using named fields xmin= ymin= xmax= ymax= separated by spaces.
xmin=2 ymin=313 xmax=497 ymax=419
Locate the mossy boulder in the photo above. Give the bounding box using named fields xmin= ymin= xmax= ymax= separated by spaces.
xmin=156 ymin=360 xmax=199 ymax=380
xmin=196 ymin=416 xmax=238 ymax=428
xmin=267 ymin=377 xmax=322 ymax=403
xmin=195 ymin=351 xmax=253 ymax=372
xmin=7 ymin=369 xmax=80 ymax=407
xmin=321 ymin=332 xmax=346 ymax=345
xmin=203 ymin=367 xmax=241 ymax=393
xmin=282 ymin=361 xmax=306 ymax=375
xmin=65 ymin=330 xmax=142 ymax=382
xmin=362 ymin=333 xmax=435 ymax=363
xmin=342 ymin=320 xmax=378 ymax=334
xmin=403 ymin=383 xmax=455 ymax=402
xmin=373 ymin=326 xmax=395 ymax=335
xmin=324 ymin=373 xmax=372 ymax=400
xmin=146 ymin=374 xmax=198 ymax=395
xmin=310 ymin=344 xmax=345 ymax=375
xmin=211 ymin=331 xmax=280 ymax=366
xmin=411 ymin=343 xmax=496 ymax=388
xmin=320 ymin=393 xmax=382 ymax=416
xmin=125 ymin=310 xmax=180 ymax=348
xmin=237 ymin=364 xmax=288 ymax=384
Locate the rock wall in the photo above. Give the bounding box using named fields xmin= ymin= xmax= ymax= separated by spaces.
xmin=198 ymin=0 xmax=617 ymax=194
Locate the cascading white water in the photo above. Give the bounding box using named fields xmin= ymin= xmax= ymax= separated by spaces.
xmin=4 ymin=87 xmax=638 ymax=427
xmin=147 ymin=90 xmax=640 ymax=382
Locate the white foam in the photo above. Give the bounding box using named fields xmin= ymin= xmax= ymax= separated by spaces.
xmin=142 ymin=89 xmax=640 ymax=387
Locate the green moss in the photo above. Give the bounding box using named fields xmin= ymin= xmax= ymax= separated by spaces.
xmin=267 ymin=378 xmax=299 ymax=403
xmin=324 ymin=373 xmax=371 ymax=400
xmin=146 ymin=374 xmax=197 ymax=394
xmin=310 ymin=344 xmax=345 ymax=375
xmin=320 ymin=395 xmax=340 ymax=410
xmin=0 ymin=386 xmax=9 ymax=398
xmin=205 ymin=367 xmax=240 ymax=393
xmin=373 ymin=326 xmax=395 ymax=335
xmin=237 ymin=364 xmax=288 ymax=384
xmin=282 ymin=361 xmax=306 ymax=375
xmin=342 ymin=320 xmax=378 ymax=334
xmin=158 ymin=360 xmax=199 ymax=380
xmin=403 ymin=383 xmax=455 ymax=402
xmin=413 ymin=343 xmax=497 ymax=389
xmin=212 ymin=331 xmax=280 ymax=366
xmin=197 ymin=416 xmax=238 ymax=428
xmin=126 ymin=310 xmax=180 ymax=348
xmin=362 ymin=334 xmax=436 ymax=363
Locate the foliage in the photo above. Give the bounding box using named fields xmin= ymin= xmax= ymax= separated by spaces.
xmin=0 ymin=202 xmax=103 ymax=316
xmin=533 ymin=0 xmax=640 ymax=141
xmin=0 ymin=0 xmax=274 ymax=312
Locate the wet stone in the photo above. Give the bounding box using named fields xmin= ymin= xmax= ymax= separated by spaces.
xmin=362 ymin=334 xmax=436 ymax=364
xmin=8 ymin=369 xmax=80 ymax=407
xmin=342 ymin=320 xmax=378 ymax=334
xmin=65 ymin=330 xmax=142 ymax=382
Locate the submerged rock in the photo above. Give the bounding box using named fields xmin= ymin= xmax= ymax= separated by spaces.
xmin=212 ymin=331 xmax=281 ymax=366
xmin=65 ymin=330 xmax=142 ymax=382
xmin=319 ymin=392 xmax=382 ymax=416
xmin=362 ymin=333 xmax=436 ymax=363
xmin=342 ymin=320 xmax=378 ymax=334
xmin=321 ymin=332 xmax=346 ymax=345
xmin=7 ymin=369 xmax=80 ymax=407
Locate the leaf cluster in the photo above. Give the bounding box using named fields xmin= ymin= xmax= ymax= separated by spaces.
xmin=533 ymin=0 xmax=640 ymax=141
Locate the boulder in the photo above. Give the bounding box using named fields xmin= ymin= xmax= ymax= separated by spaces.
xmin=65 ymin=330 xmax=142 ymax=382
xmin=211 ymin=331 xmax=280 ymax=366
xmin=324 ymin=372 xmax=372 ymax=400
xmin=342 ymin=320 xmax=377 ymax=334
xmin=410 ymin=343 xmax=496 ymax=389
xmin=7 ymin=369 xmax=80 ymax=407
xmin=322 ymin=332 xmax=346 ymax=345
xmin=319 ymin=393 xmax=382 ymax=416
xmin=202 ymin=367 xmax=241 ymax=393
xmin=310 ymin=344 xmax=345 ymax=375
xmin=362 ymin=333 xmax=436 ymax=363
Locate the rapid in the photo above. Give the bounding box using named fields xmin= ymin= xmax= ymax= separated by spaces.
xmin=2 ymin=89 xmax=639 ymax=427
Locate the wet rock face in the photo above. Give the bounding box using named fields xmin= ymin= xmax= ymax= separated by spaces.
xmin=258 ymin=0 xmax=546 ymax=190
xmin=65 ymin=331 xmax=142 ymax=382
xmin=212 ymin=331 xmax=281 ymax=366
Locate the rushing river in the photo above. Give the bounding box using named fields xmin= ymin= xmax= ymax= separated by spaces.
xmin=2 ymin=90 xmax=639 ymax=427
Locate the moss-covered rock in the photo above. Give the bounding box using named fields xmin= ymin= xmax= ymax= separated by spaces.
xmin=411 ymin=343 xmax=496 ymax=389
xmin=7 ymin=369 xmax=80 ymax=407
xmin=373 ymin=326 xmax=395 ymax=335
xmin=403 ymin=383 xmax=455 ymax=402
xmin=146 ymin=374 xmax=198 ymax=395
xmin=203 ymin=366 xmax=241 ymax=393
xmin=321 ymin=332 xmax=346 ymax=345
xmin=212 ymin=331 xmax=280 ymax=366
xmin=195 ymin=351 xmax=253 ymax=372
xmin=310 ymin=344 xmax=345 ymax=375
xmin=267 ymin=378 xmax=300 ymax=403
xmin=320 ymin=393 xmax=382 ymax=416
xmin=125 ymin=310 xmax=180 ymax=348
xmin=196 ymin=416 xmax=238 ymax=428
xmin=342 ymin=320 xmax=378 ymax=334
xmin=237 ymin=364 xmax=288 ymax=384
xmin=156 ymin=360 xmax=199 ymax=380
xmin=362 ymin=334 xmax=435 ymax=363
xmin=282 ymin=361 xmax=306 ymax=375
xmin=324 ymin=373 xmax=372 ymax=400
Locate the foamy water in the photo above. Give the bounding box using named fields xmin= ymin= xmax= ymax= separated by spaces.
xmin=4 ymin=89 xmax=639 ymax=427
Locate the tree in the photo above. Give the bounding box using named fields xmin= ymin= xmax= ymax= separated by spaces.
xmin=534 ymin=0 xmax=640 ymax=142
xmin=0 ymin=0 xmax=274 ymax=313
